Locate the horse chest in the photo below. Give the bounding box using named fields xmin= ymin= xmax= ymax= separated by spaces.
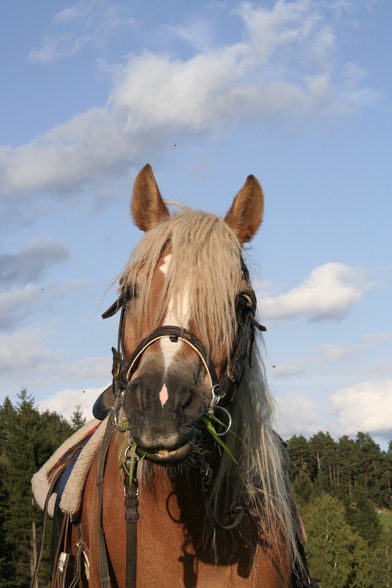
xmin=90 ymin=456 xmax=289 ymax=588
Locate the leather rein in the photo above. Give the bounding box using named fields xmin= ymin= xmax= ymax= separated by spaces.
xmin=96 ymin=275 xmax=265 ymax=588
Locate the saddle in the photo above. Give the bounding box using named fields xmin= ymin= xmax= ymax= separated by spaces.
xmin=31 ymin=417 xmax=109 ymax=586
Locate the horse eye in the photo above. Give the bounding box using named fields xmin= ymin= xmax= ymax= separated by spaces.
xmin=238 ymin=293 xmax=253 ymax=308
xmin=120 ymin=283 xmax=137 ymax=304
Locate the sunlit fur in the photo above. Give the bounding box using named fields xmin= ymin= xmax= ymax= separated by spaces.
xmin=120 ymin=208 xmax=242 ymax=361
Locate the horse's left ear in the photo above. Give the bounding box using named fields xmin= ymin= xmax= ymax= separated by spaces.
xmin=131 ymin=164 xmax=170 ymax=231
xmin=224 ymin=175 xmax=264 ymax=243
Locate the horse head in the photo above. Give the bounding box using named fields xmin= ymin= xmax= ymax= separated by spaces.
xmin=110 ymin=164 xmax=264 ymax=463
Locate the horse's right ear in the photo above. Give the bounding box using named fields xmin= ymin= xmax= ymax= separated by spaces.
xmin=224 ymin=175 xmax=264 ymax=244
xmin=131 ymin=164 xmax=170 ymax=231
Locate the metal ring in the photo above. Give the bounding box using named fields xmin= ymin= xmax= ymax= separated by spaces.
xmin=213 ymin=405 xmax=232 ymax=437
xmin=123 ymin=443 xmax=135 ymax=464
xmin=211 ymin=384 xmax=222 ymax=408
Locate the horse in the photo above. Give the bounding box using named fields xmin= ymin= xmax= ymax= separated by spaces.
xmin=66 ymin=165 xmax=312 ymax=587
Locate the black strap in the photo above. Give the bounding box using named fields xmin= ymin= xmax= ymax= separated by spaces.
xmin=31 ymin=464 xmax=67 ymax=587
xmin=124 ymin=467 xmax=139 ymax=588
xmin=124 ymin=325 xmax=219 ymax=386
xmin=96 ymin=416 xmax=115 ymax=587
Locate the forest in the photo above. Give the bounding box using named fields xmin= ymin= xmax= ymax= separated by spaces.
xmin=0 ymin=390 xmax=391 ymax=587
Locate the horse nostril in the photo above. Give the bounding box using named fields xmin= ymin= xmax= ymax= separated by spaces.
xmin=124 ymin=380 xmax=143 ymax=411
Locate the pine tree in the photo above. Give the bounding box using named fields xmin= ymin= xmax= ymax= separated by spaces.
xmin=286 ymin=435 xmax=316 ymax=480
xmin=308 ymin=432 xmax=337 ymax=493
xmin=355 ymin=432 xmax=381 ymax=498
xmin=3 ymin=390 xmax=45 ymax=585
xmin=292 ymin=470 xmax=313 ymax=507
xmin=70 ymin=403 xmax=86 ymax=431
xmin=0 ymin=391 xmax=73 ymax=586
xmin=336 ymin=435 xmax=358 ymax=499
xmin=0 ymin=398 xmax=16 ymax=584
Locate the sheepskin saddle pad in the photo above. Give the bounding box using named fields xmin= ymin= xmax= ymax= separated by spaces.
xmin=31 ymin=416 xmax=109 ymax=518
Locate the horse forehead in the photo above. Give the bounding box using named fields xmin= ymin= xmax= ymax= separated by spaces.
xmin=157 ymin=252 xmax=195 ymax=370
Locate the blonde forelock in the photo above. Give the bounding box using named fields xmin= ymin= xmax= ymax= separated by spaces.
xmin=120 ymin=210 xmax=243 ymax=360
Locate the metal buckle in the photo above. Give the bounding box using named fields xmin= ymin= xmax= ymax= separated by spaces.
xmin=211 ymin=384 xmax=226 ymax=407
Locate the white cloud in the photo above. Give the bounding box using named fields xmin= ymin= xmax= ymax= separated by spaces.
xmin=167 ymin=19 xmax=215 ymax=52
xmin=62 ymin=356 xmax=111 ymax=381
xmin=319 ymin=331 xmax=392 ymax=363
xmin=0 ymin=237 xmax=69 ymax=287
xmin=0 ymin=279 xmax=87 ymax=329
xmin=28 ymin=0 xmax=136 ymax=64
xmin=260 ymin=262 xmax=370 ymax=322
xmin=0 ymin=1 xmax=375 ymax=215
xmin=39 ymin=387 xmax=103 ymax=421
xmin=0 ymin=327 xmax=111 ymax=405
xmin=269 ymin=362 xmax=307 ymax=379
xmin=274 ymin=392 xmax=321 ymax=437
xmin=54 ymin=2 xmax=93 ymax=23
xmin=237 ymin=0 xmax=334 ymax=64
xmin=28 ymin=34 xmax=89 ymax=64
xmin=319 ymin=344 xmax=355 ymax=363
xmin=0 ymin=327 xmax=55 ymax=373
xmin=329 ymin=380 xmax=392 ymax=436
xmin=363 ymin=363 xmax=392 ymax=378
xmin=0 ymin=285 xmax=44 ymax=329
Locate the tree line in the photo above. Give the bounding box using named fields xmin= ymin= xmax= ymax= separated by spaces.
xmin=0 ymin=390 xmax=84 ymax=586
xmin=287 ymin=432 xmax=392 ymax=587
xmin=0 ymin=391 xmax=391 ymax=586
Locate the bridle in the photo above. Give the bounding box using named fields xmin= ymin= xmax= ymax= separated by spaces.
xmin=102 ymin=263 xmax=266 ymax=415
xmin=96 ymin=260 xmax=266 ymax=588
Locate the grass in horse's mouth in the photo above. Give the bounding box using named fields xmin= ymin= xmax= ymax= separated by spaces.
xmin=117 ymin=413 xmax=238 ymax=478
xmin=202 ymin=414 xmax=238 ymax=465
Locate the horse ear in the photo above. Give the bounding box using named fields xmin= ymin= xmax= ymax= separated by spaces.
xmin=131 ymin=164 xmax=170 ymax=231
xmin=224 ymin=175 xmax=264 ymax=243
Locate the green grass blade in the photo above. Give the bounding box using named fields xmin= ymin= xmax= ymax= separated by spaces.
xmin=207 ymin=413 xmax=243 ymax=443
xmin=203 ymin=417 xmax=238 ymax=465
xmin=128 ymin=442 xmax=137 ymax=488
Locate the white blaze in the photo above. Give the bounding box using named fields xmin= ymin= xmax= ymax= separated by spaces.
xmin=159 ymin=254 xmax=191 ymax=373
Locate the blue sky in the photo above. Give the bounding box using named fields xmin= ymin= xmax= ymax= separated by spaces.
xmin=1 ymin=0 xmax=391 ymax=445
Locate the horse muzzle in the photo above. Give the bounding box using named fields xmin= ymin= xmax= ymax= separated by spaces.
xmin=121 ymin=364 xmax=209 ymax=463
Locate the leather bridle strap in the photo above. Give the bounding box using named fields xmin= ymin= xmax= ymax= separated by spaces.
xmin=124 ymin=325 xmax=219 ymax=401
xmin=96 ymin=415 xmax=116 ymax=588
xmin=123 ymin=457 xmax=139 ymax=588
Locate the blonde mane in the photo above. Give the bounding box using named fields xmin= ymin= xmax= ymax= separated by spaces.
xmin=121 ymin=208 xmax=301 ymax=575
xmin=120 ymin=209 xmax=243 ymax=360
xmin=208 ymin=349 xmax=301 ymax=572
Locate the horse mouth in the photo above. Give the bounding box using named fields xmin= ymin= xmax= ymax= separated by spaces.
xmin=135 ymin=439 xmax=193 ymax=463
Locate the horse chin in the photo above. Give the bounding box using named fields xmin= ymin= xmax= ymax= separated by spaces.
xmin=135 ymin=439 xmax=193 ymax=463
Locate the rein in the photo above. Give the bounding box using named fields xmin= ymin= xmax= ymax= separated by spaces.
xmin=96 ymin=278 xmax=265 ymax=588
